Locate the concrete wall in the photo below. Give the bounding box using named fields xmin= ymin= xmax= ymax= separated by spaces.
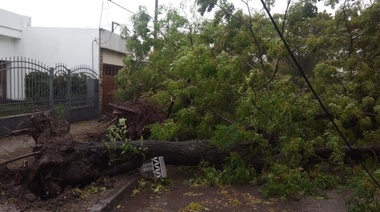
xmin=0 ymin=8 xmax=30 ymax=38
xmin=0 ymin=35 xmax=18 ymax=56
xmin=0 ymin=8 xmax=30 ymax=57
xmin=100 ymin=29 xmax=127 ymax=54
xmin=25 ymin=27 xmax=100 ymax=71
xmin=100 ymin=28 xmax=126 ymax=67
xmin=103 ymin=49 xmax=125 ymax=66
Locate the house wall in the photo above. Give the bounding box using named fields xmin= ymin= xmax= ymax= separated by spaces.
xmin=0 ymin=8 xmax=30 ymax=38
xmin=0 ymin=8 xmax=30 ymax=57
xmin=0 ymin=35 xmax=18 ymax=56
xmin=102 ymin=48 xmax=125 ymax=66
xmin=100 ymin=29 xmax=127 ymax=54
xmin=25 ymin=27 xmax=100 ymax=71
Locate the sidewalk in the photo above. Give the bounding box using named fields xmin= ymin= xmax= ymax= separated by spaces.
xmin=0 ymin=134 xmax=34 ymax=155
xmin=0 ymin=119 xmax=102 ymax=157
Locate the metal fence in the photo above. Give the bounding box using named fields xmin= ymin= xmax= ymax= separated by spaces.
xmin=0 ymin=57 xmax=99 ymax=123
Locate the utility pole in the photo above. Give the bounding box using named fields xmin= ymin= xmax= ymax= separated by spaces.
xmin=154 ymin=0 xmax=158 ymax=39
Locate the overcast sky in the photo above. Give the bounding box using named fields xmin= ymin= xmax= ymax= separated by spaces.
xmin=1 ymin=0 xmax=330 ymax=31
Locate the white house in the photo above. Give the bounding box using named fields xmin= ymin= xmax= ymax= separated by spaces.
xmin=0 ymin=8 xmax=126 ymax=110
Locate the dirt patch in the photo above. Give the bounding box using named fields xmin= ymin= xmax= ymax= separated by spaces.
xmin=70 ymin=119 xmax=108 ymax=142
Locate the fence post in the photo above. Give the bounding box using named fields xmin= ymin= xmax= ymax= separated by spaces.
xmin=67 ymin=69 xmax=72 ymax=122
xmin=49 ymin=67 xmax=54 ymax=110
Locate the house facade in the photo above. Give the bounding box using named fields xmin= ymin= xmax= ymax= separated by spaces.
xmin=0 ymin=8 xmax=126 ymax=111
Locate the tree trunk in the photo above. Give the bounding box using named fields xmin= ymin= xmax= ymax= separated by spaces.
xmin=6 ymin=135 xmax=380 ymax=199
xmin=131 ymin=140 xmax=228 ymax=166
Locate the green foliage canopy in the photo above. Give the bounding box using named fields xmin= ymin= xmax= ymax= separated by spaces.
xmin=117 ymin=0 xmax=380 ymax=151
xmin=116 ymin=1 xmax=380 ymax=199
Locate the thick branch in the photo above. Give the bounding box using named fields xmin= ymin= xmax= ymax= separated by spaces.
xmin=109 ymin=103 xmax=138 ymax=114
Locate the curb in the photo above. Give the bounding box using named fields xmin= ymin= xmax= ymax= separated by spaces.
xmin=90 ymin=174 xmax=140 ymax=212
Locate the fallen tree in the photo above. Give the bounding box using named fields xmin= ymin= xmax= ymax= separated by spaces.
xmin=1 ymin=112 xmax=380 ymax=200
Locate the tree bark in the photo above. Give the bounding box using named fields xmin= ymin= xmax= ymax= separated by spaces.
xmin=131 ymin=140 xmax=229 ymax=166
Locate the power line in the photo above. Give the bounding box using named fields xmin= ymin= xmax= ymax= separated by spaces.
xmin=259 ymin=0 xmax=380 ymax=188
xmin=108 ymin=0 xmax=136 ymax=15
